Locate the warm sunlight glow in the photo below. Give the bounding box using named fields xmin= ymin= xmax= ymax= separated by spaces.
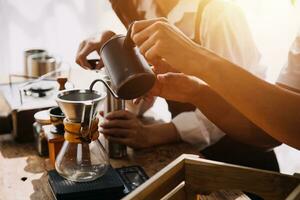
xmin=234 ymin=0 xmax=300 ymax=82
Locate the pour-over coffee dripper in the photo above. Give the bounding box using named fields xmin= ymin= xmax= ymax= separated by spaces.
xmin=55 ymin=89 xmax=109 ymax=182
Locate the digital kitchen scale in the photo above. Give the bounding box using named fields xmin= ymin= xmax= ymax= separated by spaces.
xmin=48 ymin=165 xmax=148 ymax=200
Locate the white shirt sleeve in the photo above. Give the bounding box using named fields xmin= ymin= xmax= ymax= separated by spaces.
xmin=276 ymin=31 xmax=300 ymax=91
xmin=172 ymin=109 xmax=225 ymax=150
xmin=172 ymin=0 xmax=264 ymax=149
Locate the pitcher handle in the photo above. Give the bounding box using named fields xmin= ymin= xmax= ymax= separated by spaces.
xmin=123 ymin=22 xmax=135 ymax=49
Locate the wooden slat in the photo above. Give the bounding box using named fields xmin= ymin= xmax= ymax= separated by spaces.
xmin=286 ymin=184 xmax=300 ymax=200
xmin=196 ymin=190 xmax=251 ymax=200
xmin=184 ymin=157 xmax=300 ymax=200
xmin=122 ymin=154 xmax=187 ymax=200
xmin=185 ymin=181 xmax=198 ymax=200
xmin=294 ymin=173 xmax=300 ymax=179
xmin=161 ymin=181 xmax=186 ymax=200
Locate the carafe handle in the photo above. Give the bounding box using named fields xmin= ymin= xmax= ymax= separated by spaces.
xmin=80 ymin=101 xmax=94 ymax=142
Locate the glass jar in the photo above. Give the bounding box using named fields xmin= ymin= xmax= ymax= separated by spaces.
xmin=55 ymin=118 xmax=109 ymax=182
xmin=33 ymin=110 xmax=51 ymax=156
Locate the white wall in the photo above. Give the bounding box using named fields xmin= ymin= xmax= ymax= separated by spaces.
xmin=2 ymin=0 xmax=300 ymax=83
xmin=234 ymin=0 xmax=300 ymax=82
xmin=0 ymin=0 xmax=125 ymax=83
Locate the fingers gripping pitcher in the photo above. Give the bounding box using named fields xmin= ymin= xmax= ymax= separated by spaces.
xmin=55 ymin=89 xmax=109 ymax=182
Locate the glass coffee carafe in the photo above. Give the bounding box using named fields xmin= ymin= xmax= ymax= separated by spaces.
xmin=55 ymin=89 xmax=109 ymax=182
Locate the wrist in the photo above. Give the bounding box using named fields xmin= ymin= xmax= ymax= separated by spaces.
xmin=186 ymin=45 xmax=216 ymax=80
xmin=189 ymin=81 xmax=207 ymax=105
xmin=143 ymin=123 xmax=181 ymax=147
xmin=141 ymin=125 xmax=155 ymax=147
xmin=168 ymin=122 xmax=182 ymax=142
xmin=96 ymin=31 xmax=116 ymax=48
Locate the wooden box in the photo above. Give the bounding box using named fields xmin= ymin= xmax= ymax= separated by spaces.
xmin=123 ymin=154 xmax=300 ymax=200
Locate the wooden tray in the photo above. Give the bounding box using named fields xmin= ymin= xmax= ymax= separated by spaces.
xmin=123 ymin=154 xmax=300 ymax=200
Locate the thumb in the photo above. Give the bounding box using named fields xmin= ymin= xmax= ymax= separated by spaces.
xmin=152 ymin=60 xmax=178 ymax=74
xmin=157 ymin=72 xmax=184 ymax=82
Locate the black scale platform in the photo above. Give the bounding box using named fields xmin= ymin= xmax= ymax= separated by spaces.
xmin=48 ymin=166 xmax=125 ymax=200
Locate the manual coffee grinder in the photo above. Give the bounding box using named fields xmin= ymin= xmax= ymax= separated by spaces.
xmin=55 ymin=89 xmax=109 ymax=182
xmin=90 ymin=77 xmax=127 ymax=158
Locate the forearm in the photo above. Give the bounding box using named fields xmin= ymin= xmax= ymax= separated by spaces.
xmin=190 ymin=84 xmax=280 ymax=150
xmin=143 ymin=122 xmax=181 ymax=147
xmin=109 ymin=0 xmax=166 ymax=28
xmin=109 ymin=0 xmax=142 ymax=27
xmin=187 ymin=48 xmax=300 ymax=149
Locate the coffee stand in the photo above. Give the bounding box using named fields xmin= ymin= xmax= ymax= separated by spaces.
xmin=0 ymin=137 xmax=199 ymax=199
xmin=1 ymin=138 xmax=300 ymax=199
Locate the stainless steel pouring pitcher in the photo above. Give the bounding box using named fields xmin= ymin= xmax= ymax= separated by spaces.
xmin=99 ymin=24 xmax=155 ymax=100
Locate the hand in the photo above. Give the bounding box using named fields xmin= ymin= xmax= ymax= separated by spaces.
xmin=133 ymin=61 xmax=178 ymax=105
xmin=76 ymin=30 xmax=116 ymax=69
xmin=131 ymin=18 xmax=200 ymax=74
xmin=148 ymin=72 xmax=205 ymax=104
xmin=100 ymin=110 xmax=151 ymax=149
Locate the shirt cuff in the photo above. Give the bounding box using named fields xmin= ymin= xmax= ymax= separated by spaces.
xmin=172 ymin=110 xmax=225 ymax=150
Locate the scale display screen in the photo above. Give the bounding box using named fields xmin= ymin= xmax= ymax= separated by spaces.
xmin=116 ymin=165 xmax=149 ymax=193
xmin=124 ymin=171 xmax=144 ymax=186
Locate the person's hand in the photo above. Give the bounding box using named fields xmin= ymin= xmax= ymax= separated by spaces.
xmin=100 ymin=110 xmax=151 ymax=149
xmin=148 ymin=72 xmax=205 ymax=104
xmin=133 ymin=61 xmax=178 ymax=105
xmin=76 ymin=30 xmax=116 ymax=69
xmin=131 ymin=18 xmax=200 ymax=74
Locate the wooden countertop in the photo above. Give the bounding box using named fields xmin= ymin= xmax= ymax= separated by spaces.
xmin=0 ymin=134 xmax=199 ymax=200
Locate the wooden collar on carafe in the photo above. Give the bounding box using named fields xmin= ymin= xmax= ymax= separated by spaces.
xmin=63 ymin=118 xmax=99 ymax=143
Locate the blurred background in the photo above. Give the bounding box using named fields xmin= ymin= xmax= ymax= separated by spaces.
xmin=1 ymin=0 xmax=300 ymax=82
xmin=0 ymin=0 xmax=299 ymax=174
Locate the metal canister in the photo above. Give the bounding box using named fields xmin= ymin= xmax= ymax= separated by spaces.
xmin=27 ymin=54 xmax=57 ymax=77
xmin=104 ymin=80 xmax=127 ymax=158
xmin=24 ymin=49 xmax=47 ymax=76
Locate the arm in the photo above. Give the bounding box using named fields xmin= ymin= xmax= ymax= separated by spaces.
xmin=192 ymin=81 xmax=281 ymax=150
xmin=144 ymin=122 xmax=181 ymax=147
xmin=168 ymin=1 xmax=275 ymax=150
xmin=109 ymin=0 xmax=144 ymax=28
xmin=190 ymin=53 xmax=300 ymax=150
xmin=109 ymin=0 xmax=166 ymax=27
xmin=131 ymin=18 xmax=300 ymax=149
xmin=153 ymin=73 xmax=281 ymax=150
